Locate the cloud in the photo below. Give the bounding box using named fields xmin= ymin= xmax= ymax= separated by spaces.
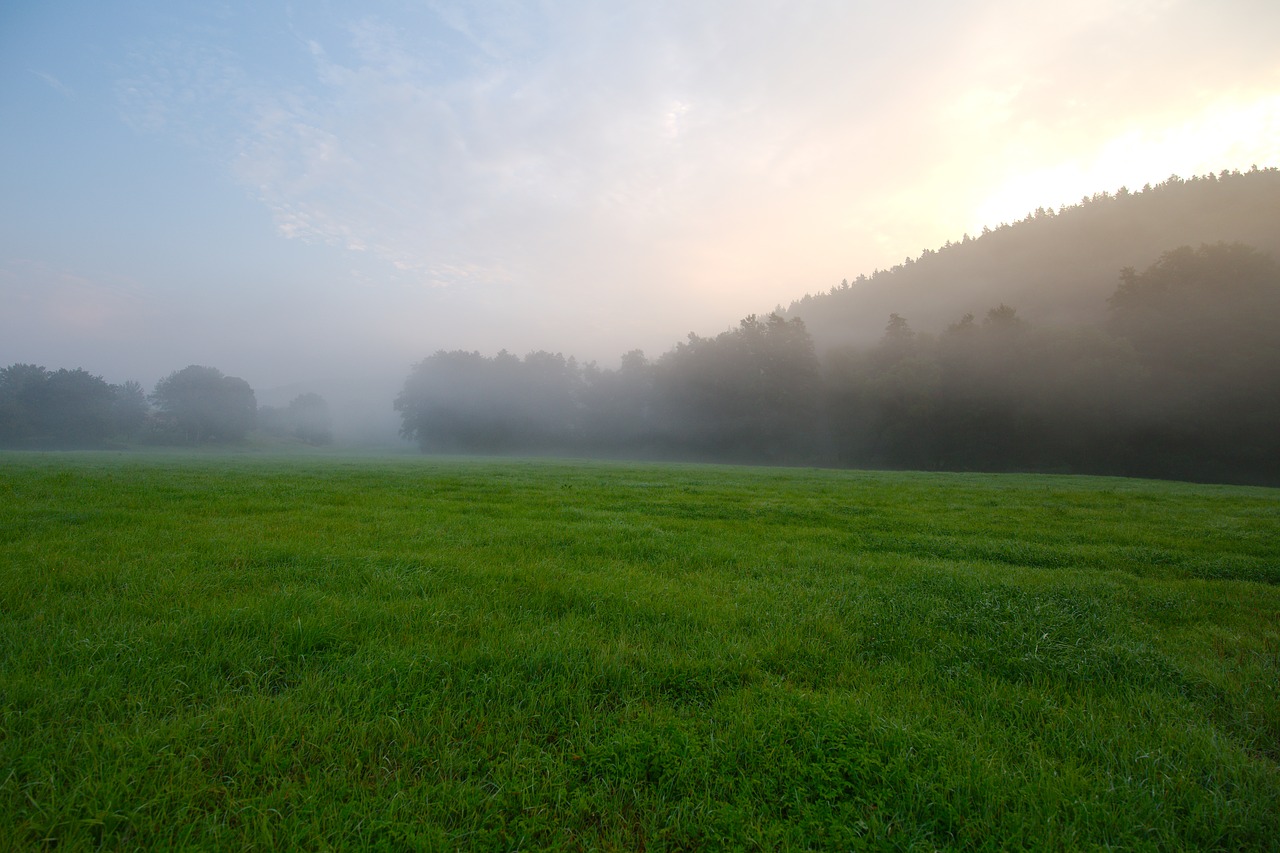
xmin=121 ymin=5 xmax=912 ymax=276
xmin=29 ymin=69 xmax=73 ymax=98
xmin=108 ymin=0 xmax=1280 ymax=361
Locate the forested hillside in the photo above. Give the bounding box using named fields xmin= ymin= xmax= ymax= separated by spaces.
xmin=782 ymin=167 xmax=1280 ymax=348
xmin=398 ymin=238 xmax=1280 ymax=485
xmin=7 ymin=168 xmax=1278 ymax=484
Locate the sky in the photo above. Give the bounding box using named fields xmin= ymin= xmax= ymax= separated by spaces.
xmin=2 ymin=0 xmax=1279 ymax=423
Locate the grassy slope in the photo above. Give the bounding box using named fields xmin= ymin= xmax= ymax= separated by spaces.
xmin=1 ymin=453 xmax=1277 ymax=850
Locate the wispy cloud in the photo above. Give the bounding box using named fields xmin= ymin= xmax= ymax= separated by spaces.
xmin=108 ymin=0 xmax=1280 ymax=358
xmin=29 ymin=69 xmax=73 ymax=98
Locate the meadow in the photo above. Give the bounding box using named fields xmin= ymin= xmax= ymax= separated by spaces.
xmin=1 ymin=452 xmax=1277 ymax=850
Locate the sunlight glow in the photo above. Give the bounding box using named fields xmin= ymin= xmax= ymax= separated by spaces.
xmin=972 ymin=93 xmax=1280 ymax=230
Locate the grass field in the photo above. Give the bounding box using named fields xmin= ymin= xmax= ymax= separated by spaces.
xmin=1 ymin=452 xmax=1278 ymax=850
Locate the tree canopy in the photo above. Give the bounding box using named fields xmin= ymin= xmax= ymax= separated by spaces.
xmin=259 ymin=393 xmax=334 ymax=445
xmin=395 ymin=243 xmax=1280 ymax=484
xmin=151 ymin=365 xmax=256 ymax=444
xmin=0 ymin=365 xmax=144 ymax=448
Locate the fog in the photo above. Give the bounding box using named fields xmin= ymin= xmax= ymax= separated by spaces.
xmin=386 ymin=240 xmax=1280 ymax=485
xmin=2 ymin=2 xmax=1279 ymax=457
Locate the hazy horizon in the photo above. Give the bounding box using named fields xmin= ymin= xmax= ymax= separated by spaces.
xmin=3 ymin=0 xmax=1279 ymax=413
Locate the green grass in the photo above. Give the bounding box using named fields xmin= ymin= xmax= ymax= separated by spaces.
xmin=1 ymin=452 xmax=1278 ymax=850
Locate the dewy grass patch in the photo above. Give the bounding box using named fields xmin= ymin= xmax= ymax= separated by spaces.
xmin=1 ymin=452 xmax=1277 ymax=849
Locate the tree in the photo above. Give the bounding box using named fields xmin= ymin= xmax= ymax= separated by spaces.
xmin=824 ymin=315 xmax=941 ymax=469
xmin=151 ymin=365 xmax=256 ymax=444
xmin=1109 ymin=242 xmax=1280 ymax=376
xmin=579 ymin=350 xmax=656 ymax=451
xmin=42 ymin=369 xmax=116 ymax=446
xmin=1107 ymin=243 xmax=1280 ymax=482
xmin=260 ymin=393 xmax=333 ymax=445
xmin=0 ymin=364 xmax=50 ymax=446
xmin=395 ymin=350 xmax=584 ymax=453
xmin=0 ymin=364 xmax=119 ymax=448
xmin=110 ymin=381 xmax=150 ymax=439
xmin=654 ymin=313 xmax=822 ymax=461
xmin=284 ymin=393 xmax=333 ymax=445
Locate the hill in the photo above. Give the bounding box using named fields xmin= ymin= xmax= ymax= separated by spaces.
xmin=782 ymin=167 xmax=1280 ymax=348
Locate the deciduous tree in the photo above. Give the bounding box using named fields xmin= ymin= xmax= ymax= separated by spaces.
xmin=151 ymin=365 xmax=256 ymax=444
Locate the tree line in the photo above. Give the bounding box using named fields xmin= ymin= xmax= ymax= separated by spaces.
xmin=397 ymin=243 xmax=1280 ymax=485
xmin=0 ymin=364 xmax=332 ymax=448
xmin=395 ymin=313 xmax=825 ymax=463
xmin=6 ymin=239 xmax=1276 ymax=485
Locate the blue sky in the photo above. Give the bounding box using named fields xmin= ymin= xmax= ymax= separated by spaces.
xmin=3 ymin=0 xmax=1279 ymax=412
